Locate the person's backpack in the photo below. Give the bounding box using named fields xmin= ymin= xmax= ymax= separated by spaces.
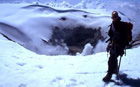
xmin=106 ymin=22 xmax=133 ymax=46
xmin=124 ymin=22 xmax=133 ymax=46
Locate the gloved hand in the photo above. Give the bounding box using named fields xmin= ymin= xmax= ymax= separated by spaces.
xmin=106 ymin=42 xmax=111 ymax=52
xmin=106 ymin=44 xmax=110 ymax=52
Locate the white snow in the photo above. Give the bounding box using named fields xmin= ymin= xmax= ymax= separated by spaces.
xmin=0 ymin=1 xmax=140 ymax=87
xmin=1 ymin=38 xmax=140 ymax=87
xmin=80 ymin=43 xmax=93 ymax=56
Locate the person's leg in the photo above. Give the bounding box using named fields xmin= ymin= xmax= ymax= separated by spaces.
xmin=103 ymin=47 xmax=118 ymax=82
xmin=108 ymin=54 xmax=118 ymax=74
xmin=103 ymin=54 xmax=118 ymax=82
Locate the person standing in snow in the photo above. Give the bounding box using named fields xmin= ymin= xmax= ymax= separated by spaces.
xmin=103 ymin=11 xmax=129 ymax=82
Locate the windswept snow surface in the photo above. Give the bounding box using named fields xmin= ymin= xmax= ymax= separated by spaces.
xmin=1 ymin=36 xmax=140 ymax=87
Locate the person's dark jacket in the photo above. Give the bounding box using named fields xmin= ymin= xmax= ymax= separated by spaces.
xmin=108 ymin=17 xmax=128 ymax=49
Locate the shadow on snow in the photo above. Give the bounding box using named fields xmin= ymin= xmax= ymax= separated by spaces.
xmin=119 ymin=73 xmax=140 ymax=87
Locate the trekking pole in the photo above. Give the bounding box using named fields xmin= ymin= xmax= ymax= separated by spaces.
xmin=116 ymin=56 xmax=122 ymax=80
xmin=118 ymin=56 xmax=122 ymax=72
xmin=125 ymin=49 xmax=126 ymax=56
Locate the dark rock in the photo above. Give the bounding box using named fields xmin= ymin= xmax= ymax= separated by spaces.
xmin=49 ymin=26 xmax=105 ymax=55
xmin=83 ymin=15 xmax=87 ymax=18
xmin=60 ymin=17 xmax=67 ymax=21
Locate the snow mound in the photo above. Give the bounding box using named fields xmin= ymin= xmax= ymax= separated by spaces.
xmin=0 ymin=4 xmax=111 ymax=55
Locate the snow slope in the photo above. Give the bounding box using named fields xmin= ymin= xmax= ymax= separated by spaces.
xmin=0 ymin=35 xmax=140 ymax=87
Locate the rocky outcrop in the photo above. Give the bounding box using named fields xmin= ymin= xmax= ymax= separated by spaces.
xmin=128 ymin=34 xmax=140 ymax=49
xmin=48 ymin=26 xmax=104 ymax=55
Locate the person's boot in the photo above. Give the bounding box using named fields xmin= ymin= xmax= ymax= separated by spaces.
xmin=113 ymin=68 xmax=118 ymax=74
xmin=102 ymin=73 xmax=112 ymax=82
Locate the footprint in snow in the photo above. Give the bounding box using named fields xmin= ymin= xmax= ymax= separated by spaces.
xmin=66 ymin=79 xmax=85 ymax=87
xmin=16 ymin=63 xmax=26 ymax=66
xmin=35 ymin=65 xmax=43 ymax=69
xmin=52 ymin=77 xmax=64 ymax=87
xmin=18 ymin=84 xmax=27 ymax=87
xmin=52 ymin=77 xmax=86 ymax=87
xmin=12 ymin=56 xmax=19 ymax=59
xmin=70 ymin=79 xmax=77 ymax=82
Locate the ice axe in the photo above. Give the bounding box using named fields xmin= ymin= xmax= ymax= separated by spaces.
xmin=118 ymin=56 xmax=122 ymax=72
